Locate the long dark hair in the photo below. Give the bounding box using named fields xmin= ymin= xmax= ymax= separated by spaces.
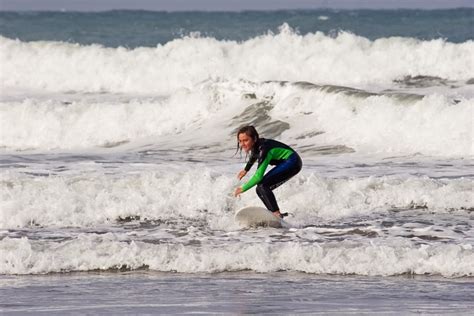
xmin=235 ymin=125 xmax=259 ymax=157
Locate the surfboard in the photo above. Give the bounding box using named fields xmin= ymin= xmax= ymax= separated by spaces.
xmin=234 ymin=206 xmax=289 ymax=228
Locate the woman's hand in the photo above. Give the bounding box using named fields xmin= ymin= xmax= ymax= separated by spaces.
xmin=237 ymin=170 xmax=247 ymax=180
xmin=234 ymin=187 xmax=243 ymax=197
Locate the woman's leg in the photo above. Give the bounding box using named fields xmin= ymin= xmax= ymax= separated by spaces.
xmin=255 ymin=153 xmax=302 ymax=212
xmin=256 ymin=184 xmax=277 ymax=211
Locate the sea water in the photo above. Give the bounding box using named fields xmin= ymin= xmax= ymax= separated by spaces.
xmin=0 ymin=9 xmax=473 ymax=314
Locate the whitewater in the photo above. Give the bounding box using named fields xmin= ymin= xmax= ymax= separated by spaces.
xmin=0 ymin=10 xmax=473 ymax=314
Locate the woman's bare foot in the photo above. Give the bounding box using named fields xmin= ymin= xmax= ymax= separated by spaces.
xmin=272 ymin=211 xmax=282 ymax=218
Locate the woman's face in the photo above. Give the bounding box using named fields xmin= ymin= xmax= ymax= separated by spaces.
xmin=238 ymin=133 xmax=255 ymax=153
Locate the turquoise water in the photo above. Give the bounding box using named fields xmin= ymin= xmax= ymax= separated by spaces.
xmin=0 ymin=9 xmax=473 ymax=47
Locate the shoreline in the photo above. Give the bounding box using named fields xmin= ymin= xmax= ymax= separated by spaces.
xmin=1 ymin=271 xmax=473 ymax=314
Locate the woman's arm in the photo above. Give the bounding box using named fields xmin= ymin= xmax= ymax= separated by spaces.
xmin=244 ymin=151 xmax=258 ymax=172
xmin=241 ymin=152 xmax=273 ymax=192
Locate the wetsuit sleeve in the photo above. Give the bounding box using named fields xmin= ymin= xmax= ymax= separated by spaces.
xmin=241 ymin=152 xmax=273 ymax=192
xmin=244 ymin=152 xmax=258 ymax=171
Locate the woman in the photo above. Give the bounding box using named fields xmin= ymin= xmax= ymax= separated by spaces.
xmin=234 ymin=126 xmax=303 ymax=218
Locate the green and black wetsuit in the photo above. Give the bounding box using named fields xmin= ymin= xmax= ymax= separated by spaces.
xmin=242 ymin=138 xmax=302 ymax=212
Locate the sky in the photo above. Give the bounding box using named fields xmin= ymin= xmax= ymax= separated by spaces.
xmin=0 ymin=0 xmax=473 ymax=11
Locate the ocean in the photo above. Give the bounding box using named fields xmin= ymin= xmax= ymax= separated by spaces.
xmin=0 ymin=9 xmax=473 ymax=314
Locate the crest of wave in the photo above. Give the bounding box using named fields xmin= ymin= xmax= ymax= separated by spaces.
xmin=1 ymin=24 xmax=473 ymax=93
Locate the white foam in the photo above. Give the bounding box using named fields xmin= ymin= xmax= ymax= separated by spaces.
xmin=1 ymin=26 xmax=473 ymax=93
xmin=268 ymin=85 xmax=474 ymax=157
xmin=1 ymin=235 xmax=472 ymax=277
xmin=1 ymin=80 xmax=472 ymax=157
xmin=0 ymin=89 xmax=221 ymax=150
xmin=1 ymin=168 xmax=472 ymax=229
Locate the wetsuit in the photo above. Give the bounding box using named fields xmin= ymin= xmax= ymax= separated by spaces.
xmin=242 ymin=138 xmax=302 ymax=212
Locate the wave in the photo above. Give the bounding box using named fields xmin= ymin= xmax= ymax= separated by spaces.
xmin=1 ymin=169 xmax=472 ymax=229
xmin=1 ymin=235 xmax=472 ymax=276
xmin=1 ymin=80 xmax=472 ymax=157
xmin=0 ymin=92 xmax=215 ymax=150
xmin=1 ymin=25 xmax=473 ymax=93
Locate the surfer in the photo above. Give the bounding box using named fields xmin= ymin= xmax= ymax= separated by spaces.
xmin=234 ymin=125 xmax=302 ymax=218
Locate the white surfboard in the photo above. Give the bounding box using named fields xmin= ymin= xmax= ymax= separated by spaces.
xmin=234 ymin=206 xmax=290 ymax=228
